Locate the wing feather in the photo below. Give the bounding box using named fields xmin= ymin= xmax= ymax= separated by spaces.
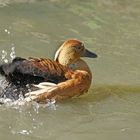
xmin=0 ymin=57 xmax=69 ymax=85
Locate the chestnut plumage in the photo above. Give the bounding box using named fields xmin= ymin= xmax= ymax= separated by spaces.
xmin=0 ymin=57 xmax=69 ymax=100
xmin=0 ymin=39 xmax=97 ymax=102
xmin=0 ymin=57 xmax=68 ymax=85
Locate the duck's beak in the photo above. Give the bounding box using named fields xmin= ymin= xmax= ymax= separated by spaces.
xmin=82 ymin=49 xmax=97 ymax=58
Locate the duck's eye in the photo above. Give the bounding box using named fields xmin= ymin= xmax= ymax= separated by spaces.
xmin=72 ymin=46 xmax=81 ymax=49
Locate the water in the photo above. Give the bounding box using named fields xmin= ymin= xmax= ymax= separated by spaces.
xmin=0 ymin=0 xmax=140 ymax=140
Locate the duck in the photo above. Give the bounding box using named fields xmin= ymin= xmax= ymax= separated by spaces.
xmin=0 ymin=39 xmax=97 ymax=103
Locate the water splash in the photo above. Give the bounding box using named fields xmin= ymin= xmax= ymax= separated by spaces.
xmin=31 ymin=99 xmax=57 ymax=112
xmin=0 ymin=46 xmax=57 ymax=110
xmin=10 ymin=46 xmax=16 ymax=60
xmin=0 ymin=80 xmax=57 ymax=110
xmin=12 ymin=129 xmax=32 ymax=136
xmin=1 ymin=50 xmax=8 ymax=63
xmin=0 ymin=96 xmax=57 ymax=114
xmin=45 ymin=99 xmax=57 ymax=110
xmin=1 ymin=44 xmax=16 ymax=63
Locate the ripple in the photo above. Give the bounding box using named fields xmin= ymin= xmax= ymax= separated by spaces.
xmin=0 ymin=0 xmax=39 ymax=7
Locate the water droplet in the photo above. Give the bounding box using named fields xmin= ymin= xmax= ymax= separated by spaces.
xmin=17 ymin=129 xmax=32 ymax=135
xmin=4 ymin=29 xmax=8 ymax=32
xmin=10 ymin=47 xmax=16 ymax=60
xmin=4 ymin=29 xmax=10 ymax=35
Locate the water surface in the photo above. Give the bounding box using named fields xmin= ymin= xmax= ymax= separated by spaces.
xmin=0 ymin=0 xmax=140 ymax=140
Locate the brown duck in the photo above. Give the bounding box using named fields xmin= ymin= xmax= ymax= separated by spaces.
xmin=0 ymin=39 xmax=97 ymax=103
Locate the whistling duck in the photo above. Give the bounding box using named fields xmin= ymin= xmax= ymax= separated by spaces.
xmin=0 ymin=39 xmax=97 ymax=103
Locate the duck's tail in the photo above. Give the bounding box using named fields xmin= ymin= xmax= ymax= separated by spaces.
xmin=0 ymin=57 xmax=27 ymax=77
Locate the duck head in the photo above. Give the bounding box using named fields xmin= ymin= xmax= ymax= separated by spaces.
xmin=54 ymin=39 xmax=97 ymax=66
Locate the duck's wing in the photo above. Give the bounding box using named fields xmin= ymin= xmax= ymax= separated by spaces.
xmin=0 ymin=57 xmax=68 ymax=85
xmin=25 ymin=70 xmax=91 ymax=103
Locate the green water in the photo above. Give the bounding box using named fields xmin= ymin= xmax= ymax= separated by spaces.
xmin=0 ymin=0 xmax=140 ymax=140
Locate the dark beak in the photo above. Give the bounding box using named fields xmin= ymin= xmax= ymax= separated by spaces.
xmin=82 ymin=49 xmax=97 ymax=58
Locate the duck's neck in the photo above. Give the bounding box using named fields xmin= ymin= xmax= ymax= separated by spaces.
xmin=57 ymin=55 xmax=78 ymax=67
xmin=57 ymin=57 xmax=92 ymax=76
xmin=68 ymin=59 xmax=92 ymax=75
